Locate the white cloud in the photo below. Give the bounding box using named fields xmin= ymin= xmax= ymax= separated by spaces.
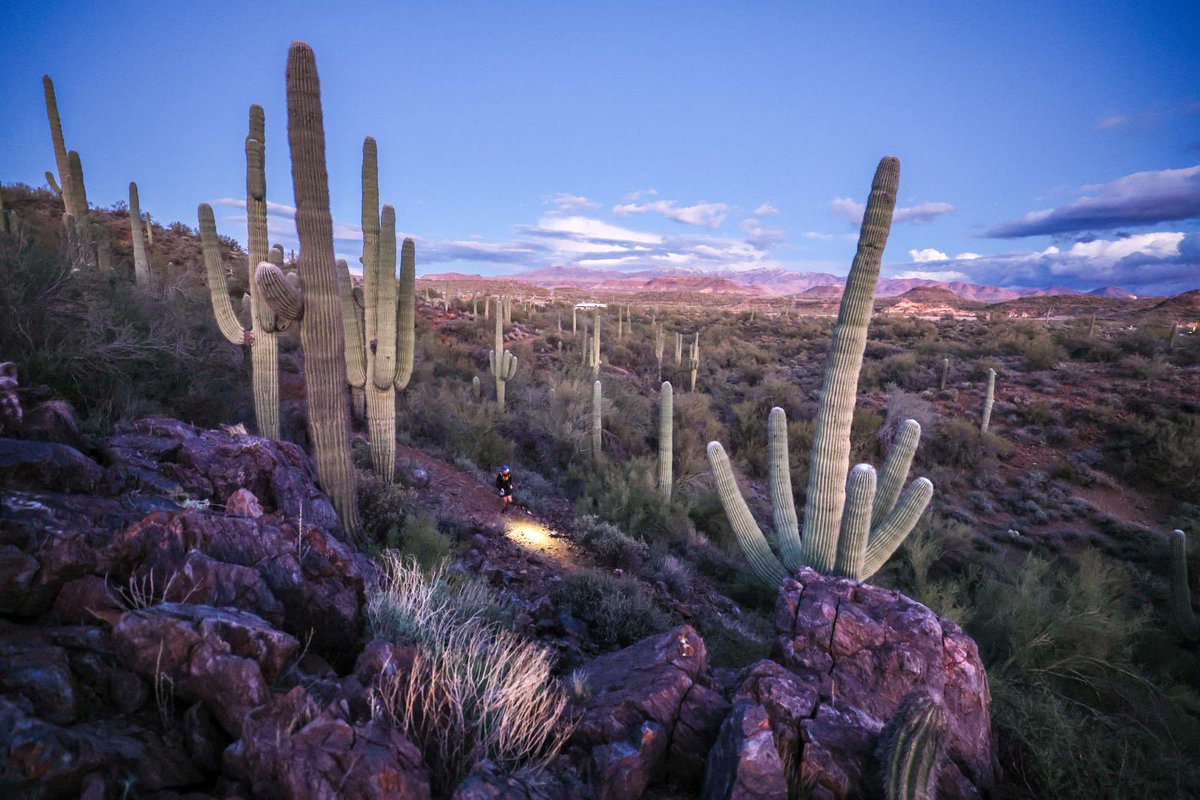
xmin=753 ymin=202 xmax=780 ymax=216
xmin=909 ymin=248 xmax=949 ymax=262
xmin=1066 ymin=231 xmax=1184 ymax=261
xmin=830 ymin=198 xmax=956 ymax=226
xmin=547 ymin=193 xmax=599 ymax=213
xmin=612 ymin=199 xmax=729 ymax=229
xmin=894 ymin=269 xmax=971 ymax=281
xmin=741 ymin=218 xmax=786 ymax=250
xmin=956 ymin=252 xmax=982 ymax=260
xmin=1096 ymin=115 xmax=1128 ymax=131
xmin=803 ymin=231 xmax=834 ymax=240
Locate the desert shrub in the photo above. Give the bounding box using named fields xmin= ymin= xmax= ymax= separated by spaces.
xmin=695 ymin=609 xmax=773 ymax=669
xmin=1105 ymin=411 xmax=1200 ymax=498
xmin=555 ymin=569 xmax=670 ymax=649
xmin=357 ymin=470 xmax=418 ymax=543
xmin=576 ymin=515 xmax=649 ymax=569
xmin=400 ymin=513 xmax=452 ymax=569
xmin=1117 ymin=354 xmax=1173 ymax=381
xmin=367 ymin=556 xmax=570 ymax=793
xmin=925 ymin=418 xmax=1004 ymax=470
xmin=880 ymin=389 xmax=938 ymax=443
xmin=575 ymin=458 xmax=677 ymax=540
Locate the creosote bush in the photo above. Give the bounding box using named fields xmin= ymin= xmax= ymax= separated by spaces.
xmin=555 ymin=568 xmax=670 ymax=649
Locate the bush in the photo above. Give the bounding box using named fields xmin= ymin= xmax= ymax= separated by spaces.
xmin=555 ymin=569 xmax=670 ymax=649
xmin=576 ymin=515 xmax=649 ymax=569
xmin=400 ymin=513 xmax=452 ymax=569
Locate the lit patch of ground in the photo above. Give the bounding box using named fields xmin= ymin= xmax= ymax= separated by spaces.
xmin=503 ymin=517 xmax=576 ymax=566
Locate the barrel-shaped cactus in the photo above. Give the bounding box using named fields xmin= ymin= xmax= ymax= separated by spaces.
xmin=255 ymin=42 xmax=359 ymax=536
xmin=199 ymin=104 xmax=280 ymax=441
xmin=659 ymin=381 xmax=673 ymax=504
xmin=489 ymin=298 xmax=519 ymax=410
xmin=706 ymin=157 xmax=933 ymax=587
xmin=981 ymin=368 xmax=996 ymax=433
xmin=1169 ymin=530 xmax=1200 ymax=642
xmin=592 ymin=380 xmax=603 ymax=460
xmin=877 ymin=692 xmax=947 ymax=800
xmin=129 ymin=182 xmax=151 ymax=288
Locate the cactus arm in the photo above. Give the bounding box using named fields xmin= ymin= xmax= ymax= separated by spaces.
xmin=862 ymin=477 xmax=934 ymax=578
xmin=1169 ymin=530 xmax=1200 ymax=642
xmin=255 ymin=262 xmax=305 ymax=322
xmin=872 ymin=420 xmax=921 ymax=528
xmin=198 ymin=203 xmax=248 ymax=345
xmin=801 ymin=156 xmax=900 ymax=573
xmin=45 ymin=171 xmax=62 ymax=197
xmin=394 ymin=238 xmax=416 ymax=390
xmin=130 ymin=183 xmax=152 ymax=288
xmin=835 ymin=464 xmax=876 ymax=579
xmin=707 ymin=441 xmax=791 ymax=588
xmin=372 ymin=205 xmax=399 ymax=389
xmin=878 ymin=693 xmax=947 ymax=800
xmin=658 ymin=381 xmax=673 ymax=504
xmin=767 ymin=407 xmax=804 ymax=570
xmin=336 ymin=259 xmax=367 ymax=389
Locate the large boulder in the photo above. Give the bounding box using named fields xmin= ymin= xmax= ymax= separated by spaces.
xmin=0 ymin=438 xmax=103 ymax=493
xmin=700 ymin=701 xmax=788 ymax=800
xmin=770 ymin=568 xmax=995 ymax=799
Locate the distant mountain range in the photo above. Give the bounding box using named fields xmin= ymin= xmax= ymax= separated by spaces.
xmin=419 ymin=265 xmax=1140 ymax=302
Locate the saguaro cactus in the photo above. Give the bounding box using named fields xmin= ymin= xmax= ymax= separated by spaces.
xmin=1169 ymin=530 xmax=1200 ymax=642
xmin=472 ymin=375 xmax=482 ymax=401
xmin=66 ymin=151 xmax=92 ymax=266
xmin=200 ymin=105 xmax=280 ymax=441
xmin=675 ymin=331 xmax=683 ymax=367
xmin=592 ymin=310 xmax=601 ymax=377
xmin=939 ymin=358 xmax=949 ymax=390
xmin=129 ymin=182 xmax=152 ymax=287
xmin=877 ymin=692 xmax=947 ymax=800
xmin=489 ymin=298 xmax=519 ymax=410
xmin=706 ymin=157 xmax=932 ymax=586
xmin=255 ymin=42 xmax=360 ymax=536
xmin=43 ymin=76 xmax=74 ymax=214
xmin=689 ymin=332 xmax=700 ymax=392
xmin=981 ymin=368 xmax=996 ymax=433
xmin=572 ymin=305 xmax=577 ymax=334
xmin=655 ymin=324 xmax=665 ymax=380
xmin=659 ymin=381 xmax=673 ymax=504
xmin=592 ymin=380 xmax=603 ymax=460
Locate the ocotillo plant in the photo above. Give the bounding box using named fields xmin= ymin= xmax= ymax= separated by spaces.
xmin=255 ymin=41 xmax=360 ymax=536
xmin=489 ymin=298 xmax=518 ymax=410
xmin=877 ymin=692 xmax=947 ymax=800
xmin=199 ymin=104 xmax=280 ymax=440
xmin=659 ymin=381 xmax=673 ymax=504
xmin=592 ymin=380 xmax=603 ymax=460
xmin=689 ymin=332 xmax=700 ymax=392
xmin=981 ymin=368 xmax=996 ymax=433
xmin=1169 ymin=530 xmax=1199 ymax=642
xmin=655 ymin=324 xmax=665 ymax=380
xmin=939 ymin=357 xmax=949 ymax=390
xmin=592 ymin=310 xmax=601 ymax=377
xmin=706 ymin=157 xmax=932 ymax=586
xmin=129 ymin=182 xmax=151 ymax=288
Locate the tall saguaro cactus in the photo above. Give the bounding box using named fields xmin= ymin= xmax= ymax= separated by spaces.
xmin=877 ymin=692 xmax=947 ymax=800
xmin=689 ymin=332 xmax=700 ymax=392
xmin=706 ymin=157 xmax=933 ymax=587
xmin=200 ymin=104 xmax=280 ymax=441
xmin=129 ymin=182 xmax=152 ymax=288
xmin=980 ymin=368 xmax=996 ymax=433
xmin=255 ymin=42 xmax=360 ymax=536
xmin=1169 ymin=530 xmax=1200 ymax=642
xmin=658 ymin=381 xmax=673 ymax=504
xmin=43 ymin=76 xmax=74 ymax=214
xmin=654 ymin=324 xmax=665 ymax=380
xmin=675 ymin=331 xmax=683 ymax=368
xmin=939 ymin=358 xmax=949 ymax=390
xmin=591 ymin=310 xmax=601 ymax=377
xmin=489 ymin=298 xmax=518 ymax=410
xmin=346 ymin=137 xmax=416 ymax=481
xmin=592 ymin=380 xmax=603 ymax=460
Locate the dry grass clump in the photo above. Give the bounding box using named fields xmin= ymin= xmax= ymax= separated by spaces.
xmin=366 ymin=554 xmax=573 ymax=793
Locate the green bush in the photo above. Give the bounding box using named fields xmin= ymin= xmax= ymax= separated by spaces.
xmin=400 ymin=513 xmax=452 ymax=569
xmin=576 ymin=515 xmax=649 ymax=569
xmin=555 ymin=569 xmax=670 ymax=649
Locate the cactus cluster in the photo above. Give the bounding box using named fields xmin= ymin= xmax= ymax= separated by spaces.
xmin=489 ymin=297 xmax=519 ymax=410
xmin=340 ymin=136 xmax=416 ymax=482
xmin=659 ymin=381 xmax=673 ymax=504
xmin=707 ymin=157 xmax=932 ymax=587
xmin=255 ymin=42 xmax=360 ymax=536
xmin=981 ymin=368 xmax=996 ymax=433
xmin=1169 ymin=529 xmax=1199 ymax=642
xmin=876 ymin=692 xmax=947 ymax=800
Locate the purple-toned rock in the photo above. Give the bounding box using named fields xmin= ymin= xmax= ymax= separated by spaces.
xmin=0 ymin=438 xmax=103 ymax=493
xmin=0 ymin=635 xmax=77 ymax=724
xmin=157 ymin=549 xmax=286 ymax=629
xmin=21 ymin=399 xmax=87 ymax=450
xmin=452 ymin=757 xmax=590 ymax=800
xmin=112 ymin=603 xmax=299 ymax=736
xmin=52 ymin=575 xmax=125 ymax=627
xmin=224 ymin=686 xmax=431 ymax=799
xmin=700 ymin=702 xmax=787 ymax=800
xmin=731 ymin=659 xmax=819 ymax=780
xmin=225 ymin=487 xmax=264 ymax=518
xmin=772 ymin=569 xmax=995 ymax=797
xmin=0 ymin=362 xmax=21 ymax=433
xmin=668 ymin=682 xmax=731 ymax=788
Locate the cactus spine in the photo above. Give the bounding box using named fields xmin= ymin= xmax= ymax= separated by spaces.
xmin=129 ymin=182 xmax=152 ymax=288
xmin=199 ymin=104 xmax=280 ymax=440
xmin=689 ymin=332 xmax=700 ymax=392
xmin=1169 ymin=530 xmax=1200 ymax=642
xmin=592 ymin=380 xmax=603 ymax=460
xmin=939 ymin=358 xmax=949 ymax=390
xmin=255 ymin=42 xmax=359 ymax=536
xmin=980 ymin=368 xmax=995 ymax=433
xmin=658 ymin=381 xmax=673 ymax=504
xmin=706 ymin=157 xmax=932 ymax=587
xmin=877 ymin=692 xmax=947 ymax=800
xmin=489 ymin=297 xmax=518 ymax=410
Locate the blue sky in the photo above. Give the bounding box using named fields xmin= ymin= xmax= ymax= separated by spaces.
xmin=2 ymin=1 xmax=1198 ymax=293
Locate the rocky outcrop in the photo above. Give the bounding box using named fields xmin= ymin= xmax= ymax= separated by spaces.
xmin=700 ymin=702 xmax=788 ymax=800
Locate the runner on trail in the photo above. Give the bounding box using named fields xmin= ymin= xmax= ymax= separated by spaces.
xmin=496 ymin=465 xmax=514 ymax=514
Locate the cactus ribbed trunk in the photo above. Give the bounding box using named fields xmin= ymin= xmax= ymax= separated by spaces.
xmin=489 ymin=297 xmax=518 ymax=410
xmin=245 ymin=116 xmax=281 ymax=440
xmin=658 ymin=381 xmax=673 ymax=504
xmin=801 ymin=157 xmax=899 ymax=573
xmin=878 ymin=693 xmax=947 ymax=800
xmin=939 ymin=358 xmax=949 ymax=390
xmin=283 ymin=41 xmax=359 ymax=535
xmin=66 ymin=151 xmax=92 ymax=267
xmin=689 ymin=332 xmax=699 ymax=392
xmin=365 ymin=206 xmax=398 ymax=481
xmin=1169 ymin=530 xmax=1200 ymax=642
xmin=42 ymin=76 xmax=73 ymax=214
xmin=129 ymin=183 xmax=152 ymax=288
xmin=572 ymin=305 xmax=577 ymax=334
xmin=592 ymin=380 xmax=603 ymax=460
xmin=592 ymin=311 xmax=601 ymax=377
xmin=675 ymin=331 xmax=682 ymax=367
xmin=981 ymin=368 xmax=996 ymax=433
